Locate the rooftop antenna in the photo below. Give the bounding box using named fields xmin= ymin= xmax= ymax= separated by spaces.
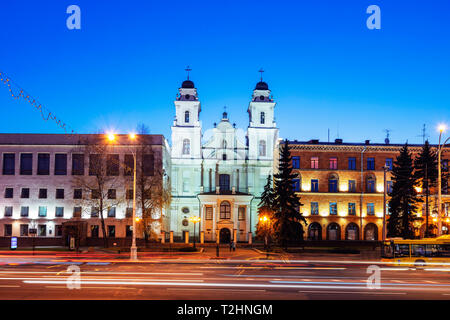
xmin=337 ymin=122 xmax=340 ymax=139
xmin=185 ymin=66 xmax=192 ymax=80
xmin=328 ymin=128 xmax=330 ymax=143
xmin=258 ymin=68 xmax=264 ymax=81
xmin=384 ymin=129 xmax=391 ymax=144
xmin=416 ymin=124 xmax=429 ymax=144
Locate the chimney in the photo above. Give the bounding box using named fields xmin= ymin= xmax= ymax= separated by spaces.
xmin=365 ymin=140 xmax=370 ymax=145
xmin=335 ymin=138 xmax=343 ymax=144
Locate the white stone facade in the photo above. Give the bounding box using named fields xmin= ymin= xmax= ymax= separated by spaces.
xmin=169 ymin=79 xmax=279 ymax=242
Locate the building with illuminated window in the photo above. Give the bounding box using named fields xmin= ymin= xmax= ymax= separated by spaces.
xmin=169 ymin=78 xmax=278 ymax=243
xmin=281 ymin=139 xmax=450 ymax=241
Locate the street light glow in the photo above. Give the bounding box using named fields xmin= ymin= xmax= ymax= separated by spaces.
xmin=107 ymin=133 xmax=116 ymax=141
xmin=129 ymin=133 xmax=137 ymax=140
xmin=438 ymin=124 xmax=447 ymax=133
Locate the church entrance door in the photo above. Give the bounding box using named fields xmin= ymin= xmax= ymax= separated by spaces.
xmin=219 ymin=228 xmax=231 ymax=243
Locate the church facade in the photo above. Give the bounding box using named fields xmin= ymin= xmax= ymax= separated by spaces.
xmin=169 ymin=78 xmax=278 ymax=243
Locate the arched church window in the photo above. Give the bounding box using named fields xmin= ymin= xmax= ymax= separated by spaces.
xmin=220 ymin=201 xmax=231 ymax=219
xmin=222 ymin=139 xmax=227 ymax=149
xmin=182 ymin=139 xmax=190 ymax=155
xmin=259 ymin=140 xmax=266 ymax=157
xmin=185 ymin=111 xmax=190 ymax=123
xmin=260 ymin=112 xmax=265 ymax=124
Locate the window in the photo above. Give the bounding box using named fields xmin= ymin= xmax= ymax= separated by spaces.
xmin=4 ymin=188 xmax=13 ymax=198
xmin=205 ymin=206 xmax=213 ymax=220
xmin=39 ymin=188 xmax=47 ymax=199
xmin=91 ymin=225 xmax=99 ymax=238
xmin=89 ymin=154 xmax=102 ymax=176
xmin=108 ymin=189 xmax=116 ymax=199
xmin=238 ymin=207 xmax=246 ymax=220
xmin=55 ymin=207 xmax=64 ymax=217
xmin=125 ymin=207 xmax=133 ymax=218
xmin=126 ymin=225 xmax=132 ymax=237
xmin=91 ymin=207 xmax=99 ymax=218
xmin=329 ymin=157 xmax=338 ymax=170
xmin=222 ymin=140 xmax=227 ymax=149
xmin=37 ymin=153 xmax=50 ymax=175
xmin=74 ymin=189 xmax=82 ymax=199
xmin=2 ymin=153 xmax=15 ymax=175
xmin=367 ymin=158 xmax=375 ymax=170
xmin=311 ymin=157 xmax=319 ymax=169
xmin=73 ymin=207 xmax=82 ymax=218
xmin=54 ymin=154 xmax=67 ymax=175
xmin=366 ymin=176 xmax=375 ymax=193
xmin=21 ymin=188 xmax=30 ymax=199
xmin=219 ymin=174 xmax=230 ymax=191
xmin=348 ymin=157 xmax=356 ymax=170
xmin=20 ymin=206 xmax=29 ymax=217
xmin=126 ymin=189 xmax=133 ymax=200
xmin=367 ymin=203 xmax=375 ymax=216
xmin=259 ymin=140 xmax=266 ymax=156
xmin=56 ymin=189 xmax=65 ymax=199
xmin=348 ymin=203 xmax=356 ymax=215
xmin=385 ymin=158 xmax=393 ymax=170
xmin=143 ymin=154 xmax=154 ymax=176
xmin=311 ymin=202 xmax=319 ymax=215
xmin=182 ymin=139 xmax=190 ymax=155
xmin=4 ymin=224 xmax=12 ymax=236
xmin=185 ymin=111 xmax=190 ymax=123
xmin=91 ymin=189 xmax=100 ymax=199
xmin=292 ymin=179 xmax=301 ymax=192
xmin=311 ymin=179 xmax=319 ymax=192
xmin=348 ymin=180 xmax=356 ymax=192
xmin=328 ymin=174 xmax=338 ymax=193
xmin=20 ymin=224 xmax=28 ymax=236
xmin=329 ymin=202 xmax=337 ymax=215
xmin=106 ymin=154 xmax=119 ymax=176
xmin=124 ymin=154 xmax=133 ymax=176
xmin=38 ymin=225 xmax=46 ymax=237
xmin=387 ymin=181 xmax=393 ymax=194
xmin=220 ymin=201 xmax=231 ymax=219
xmin=108 ymin=225 xmax=116 ymax=237
xmin=260 ymin=112 xmax=265 ymax=124
xmin=38 ymin=206 xmax=47 ymax=217
xmin=72 ymin=154 xmax=84 ymax=175
xmin=20 ymin=153 xmax=33 ymax=175
xmin=4 ymin=206 xmax=13 ymax=217
xmin=107 ymin=207 xmax=116 ymax=218
xmin=222 ymin=154 xmax=227 ymax=161
xmin=55 ymin=225 xmax=63 ymax=237
xmin=292 ymin=156 xmax=300 ymax=169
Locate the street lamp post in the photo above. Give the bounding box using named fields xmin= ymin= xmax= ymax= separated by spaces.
xmin=107 ymin=133 xmax=138 ymax=260
xmin=382 ymin=166 xmax=389 ymax=241
xmin=437 ymin=125 xmax=449 ymax=236
xmin=189 ymin=216 xmax=201 ymax=249
xmin=259 ymin=215 xmax=270 ymax=259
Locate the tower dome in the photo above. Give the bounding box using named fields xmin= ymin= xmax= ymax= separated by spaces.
xmin=181 ymin=79 xmax=195 ymax=89
xmin=255 ymin=81 xmax=268 ymax=90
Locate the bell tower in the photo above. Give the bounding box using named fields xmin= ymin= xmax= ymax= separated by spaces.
xmin=171 ymin=67 xmax=202 ymax=159
xmin=247 ymin=70 xmax=278 ymax=160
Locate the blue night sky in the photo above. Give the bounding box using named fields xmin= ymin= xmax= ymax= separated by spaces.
xmin=0 ymin=0 xmax=449 ymax=145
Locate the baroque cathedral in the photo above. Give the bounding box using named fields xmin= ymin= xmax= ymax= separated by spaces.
xmin=169 ymin=75 xmax=279 ymax=242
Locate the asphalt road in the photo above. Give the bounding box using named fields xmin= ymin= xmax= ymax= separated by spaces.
xmin=0 ymin=251 xmax=449 ymax=300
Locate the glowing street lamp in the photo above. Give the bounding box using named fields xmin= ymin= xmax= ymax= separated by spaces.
xmin=259 ymin=215 xmax=271 ymax=253
xmin=189 ymin=216 xmax=201 ymax=249
xmin=106 ymin=132 xmax=139 ymax=260
xmin=437 ymin=124 xmax=450 ymax=236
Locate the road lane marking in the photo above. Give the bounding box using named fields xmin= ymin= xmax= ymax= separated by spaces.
xmin=45 ymin=286 xmax=137 ymax=290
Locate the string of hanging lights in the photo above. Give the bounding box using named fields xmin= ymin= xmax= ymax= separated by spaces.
xmin=0 ymin=70 xmax=76 ymax=135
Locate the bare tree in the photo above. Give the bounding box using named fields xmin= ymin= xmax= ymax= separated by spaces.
xmin=132 ymin=124 xmax=171 ymax=246
xmin=72 ymin=136 xmax=125 ymax=248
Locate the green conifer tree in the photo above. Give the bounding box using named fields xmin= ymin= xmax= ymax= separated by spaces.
xmin=414 ymin=140 xmax=438 ymax=237
xmin=387 ymin=143 xmax=422 ymax=239
xmin=272 ymin=140 xmax=306 ymax=248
